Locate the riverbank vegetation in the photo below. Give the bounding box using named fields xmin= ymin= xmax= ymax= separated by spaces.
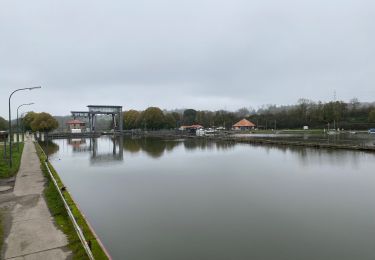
xmin=0 ymin=143 xmax=24 ymax=179
xmin=0 ymin=117 xmax=7 ymax=131
xmin=22 ymin=112 xmax=58 ymax=132
xmin=121 ymin=99 xmax=375 ymax=131
xmin=35 ymin=142 xmax=109 ymax=260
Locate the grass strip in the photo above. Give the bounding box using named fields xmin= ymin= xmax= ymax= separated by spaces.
xmin=35 ymin=142 xmax=109 ymax=260
xmin=0 ymin=143 xmax=24 ymax=178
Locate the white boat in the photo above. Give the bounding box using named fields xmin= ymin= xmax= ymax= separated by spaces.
xmin=327 ymin=130 xmax=338 ymax=135
xmin=196 ymin=129 xmax=205 ymax=136
xmin=205 ymin=128 xmax=216 ymax=134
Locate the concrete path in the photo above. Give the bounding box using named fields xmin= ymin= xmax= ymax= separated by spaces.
xmin=1 ymin=137 xmax=71 ymax=259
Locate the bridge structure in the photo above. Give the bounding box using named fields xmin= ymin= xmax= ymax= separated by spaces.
xmin=71 ymin=105 xmax=123 ymax=132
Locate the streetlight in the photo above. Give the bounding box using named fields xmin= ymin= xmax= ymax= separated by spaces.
xmin=17 ymin=103 xmax=34 ymax=152
xmin=20 ymin=112 xmax=27 ymax=142
xmin=8 ymin=86 xmax=41 ymax=167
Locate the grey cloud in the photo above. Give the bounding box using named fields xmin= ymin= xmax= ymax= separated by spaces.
xmin=1 ymin=0 xmax=375 ymax=117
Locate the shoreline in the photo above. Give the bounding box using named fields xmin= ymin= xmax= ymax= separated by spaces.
xmin=43 ymin=129 xmax=375 ymax=153
xmin=35 ymin=142 xmax=111 ymax=259
xmin=129 ymin=131 xmax=375 ymax=153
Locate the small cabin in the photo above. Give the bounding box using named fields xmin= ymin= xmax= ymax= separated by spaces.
xmin=232 ymin=119 xmax=256 ymax=130
xmin=66 ymin=119 xmax=86 ymax=133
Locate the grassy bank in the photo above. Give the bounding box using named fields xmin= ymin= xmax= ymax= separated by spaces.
xmin=0 ymin=143 xmax=23 ymax=255
xmin=35 ymin=142 xmax=109 ymax=260
xmin=211 ymin=136 xmax=375 ymax=152
xmin=235 ymin=129 xmax=325 ymax=134
xmin=0 ymin=143 xmax=24 ymax=178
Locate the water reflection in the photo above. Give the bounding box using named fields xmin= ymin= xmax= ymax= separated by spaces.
xmin=47 ymin=136 xmax=375 ymax=260
xmin=90 ymin=138 xmax=123 ymax=164
xmin=68 ymin=138 xmax=89 ymax=152
xmin=46 ymin=137 xmax=373 ymax=168
xmin=122 ymin=137 xmax=237 ymax=158
xmin=39 ymin=140 xmax=59 ymax=156
xmin=234 ymin=132 xmax=375 ymax=147
xmin=183 ymin=138 xmax=236 ymax=151
xmin=123 ymin=137 xmax=181 ymax=158
xmin=47 ymin=137 xmax=125 ymax=165
xmin=248 ymin=142 xmax=363 ymax=168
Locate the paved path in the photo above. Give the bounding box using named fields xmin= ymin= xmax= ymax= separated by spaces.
xmin=2 ymin=137 xmax=71 ymax=259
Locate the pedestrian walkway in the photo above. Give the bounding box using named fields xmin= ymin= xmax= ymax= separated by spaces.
xmin=2 ymin=137 xmax=71 ymax=259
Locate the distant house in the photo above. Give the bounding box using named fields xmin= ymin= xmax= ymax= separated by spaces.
xmin=232 ymin=119 xmax=256 ymax=130
xmin=179 ymin=125 xmax=204 ymax=131
xmin=179 ymin=124 xmax=204 ymax=133
xmin=66 ymin=119 xmax=86 ymax=133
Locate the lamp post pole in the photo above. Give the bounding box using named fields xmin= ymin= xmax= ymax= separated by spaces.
xmin=21 ymin=112 xmax=27 ymax=142
xmin=8 ymin=86 xmax=41 ymax=168
xmin=17 ymin=103 xmax=34 ymax=152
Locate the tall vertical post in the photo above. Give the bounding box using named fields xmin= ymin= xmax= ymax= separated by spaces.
xmin=88 ymin=114 xmax=91 ymax=132
xmin=91 ymin=114 xmax=93 ymax=132
xmin=9 ymin=94 xmax=12 ymax=167
xmin=92 ymin=114 xmax=95 ymax=132
xmin=119 ymin=136 xmax=123 ymax=160
xmin=17 ymin=111 xmax=19 ymax=151
xmin=112 ymin=114 xmax=115 ymax=131
xmin=119 ymin=108 xmax=123 ymax=133
xmin=21 ymin=114 xmax=25 ymax=142
xmin=92 ymin=138 xmax=97 ymax=157
xmin=8 ymin=87 xmax=41 ymax=167
xmin=16 ymin=103 xmax=34 ymax=151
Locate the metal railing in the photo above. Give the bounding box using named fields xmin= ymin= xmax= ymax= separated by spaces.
xmin=37 ymin=142 xmax=95 ymax=260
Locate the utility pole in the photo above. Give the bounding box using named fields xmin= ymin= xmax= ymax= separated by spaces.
xmin=17 ymin=103 xmax=34 ymax=152
xmin=8 ymin=86 xmax=41 ymax=167
xmin=21 ymin=112 xmax=26 ymax=142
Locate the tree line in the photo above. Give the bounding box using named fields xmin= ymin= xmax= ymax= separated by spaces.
xmin=0 ymin=112 xmax=59 ymax=132
xmin=124 ymin=99 xmax=375 ymax=130
xmin=1 ymin=99 xmax=375 ymax=132
xmin=252 ymin=99 xmax=375 ymax=130
xmin=0 ymin=116 xmax=7 ymax=131
xmin=123 ymin=107 xmax=241 ymax=130
xmin=22 ymin=112 xmax=58 ymax=132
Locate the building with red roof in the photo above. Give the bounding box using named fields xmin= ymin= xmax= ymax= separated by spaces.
xmin=232 ymin=119 xmax=256 ymax=130
xmin=66 ymin=119 xmax=86 ymax=132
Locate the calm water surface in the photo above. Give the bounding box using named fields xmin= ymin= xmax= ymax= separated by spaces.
xmin=46 ymin=137 xmax=375 ymax=260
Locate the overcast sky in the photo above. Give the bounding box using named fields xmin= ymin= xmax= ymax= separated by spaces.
xmin=1 ymin=0 xmax=374 ymax=118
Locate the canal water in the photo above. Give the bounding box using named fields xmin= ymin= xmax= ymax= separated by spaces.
xmin=45 ymin=137 xmax=375 ymax=260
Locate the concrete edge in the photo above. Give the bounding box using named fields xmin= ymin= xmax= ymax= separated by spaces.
xmin=34 ymin=141 xmax=112 ymax=260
